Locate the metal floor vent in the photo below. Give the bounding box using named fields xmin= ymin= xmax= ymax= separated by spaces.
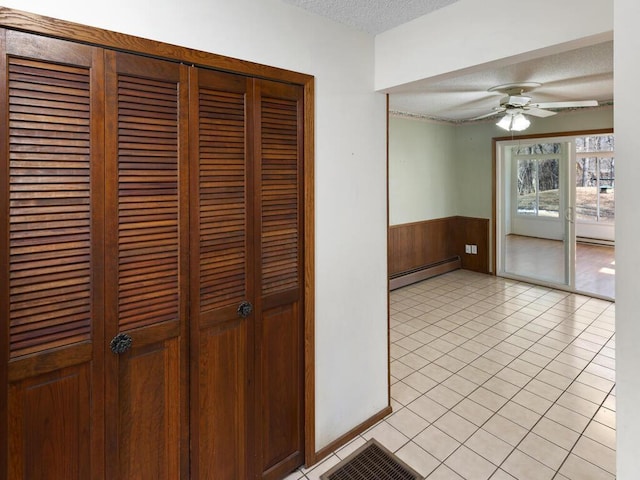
xmin=320 ymin=439 xmax=421 ymax=480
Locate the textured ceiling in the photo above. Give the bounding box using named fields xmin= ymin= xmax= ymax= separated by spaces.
xmin=282 ymin=0 xmax=459 ymax=35
xmin=389 ymin=41 xmax=614 ymax=122
xmin=281 ymin=0 xmax=613 ymax=123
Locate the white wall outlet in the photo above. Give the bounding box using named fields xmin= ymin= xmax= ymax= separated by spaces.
xmin=471 ymin=245 xmax=477 ymax=254
xmin=465 ymin=244 xmax=471 ymax=254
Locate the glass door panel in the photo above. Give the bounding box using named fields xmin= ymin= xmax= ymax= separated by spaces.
xmin=501 ymin=141 xmax=572 ymax=287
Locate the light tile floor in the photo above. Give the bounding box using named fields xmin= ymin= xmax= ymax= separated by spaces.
xmin=287 ymin=270 xmax=616 ymax=480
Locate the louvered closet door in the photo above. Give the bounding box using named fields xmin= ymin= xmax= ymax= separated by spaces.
xmin=103 ymin=51 xmax=189 ymax=480
xmin=189 ymin=67 xmax=253 ymax=480
xmin=254 ymin=79 xmax=305 ymax=480
xmin=0 ymin=31 xmax=105 ymax=479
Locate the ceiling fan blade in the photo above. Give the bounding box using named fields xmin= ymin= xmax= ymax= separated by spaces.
xmin=532 ymin=100 xmax=598 ymax=109
xmin=469 ymin=108 xmax=505 ymax=121
xmin=525 ymin=107 xmax=557 ymax=118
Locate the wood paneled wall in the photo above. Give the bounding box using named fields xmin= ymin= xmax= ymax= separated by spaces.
xmin=389 ymin=216 xmax=490 ymax=280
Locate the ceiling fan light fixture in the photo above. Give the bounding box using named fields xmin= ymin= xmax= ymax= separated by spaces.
xmin=496 ymin=112 xmax=531 ymax=131
xmin=511 ymin=113 xmax=530 ymax=131
xmin=496 ymin=114 xmax=513 ymax=130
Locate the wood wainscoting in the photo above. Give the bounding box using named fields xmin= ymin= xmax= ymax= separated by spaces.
xmin=389 ymin=216 xmax=489 ymax=289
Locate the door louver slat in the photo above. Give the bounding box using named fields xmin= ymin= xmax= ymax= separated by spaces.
xmin=261 ymin=98 xmax=299 ymax=296
xmin=198 ymin=88 xmax=246 ymax=311
xmin=8 ymin=58 xmax=92 ymax=359
xmin=117 ymin=74 xmax=180 ymax=330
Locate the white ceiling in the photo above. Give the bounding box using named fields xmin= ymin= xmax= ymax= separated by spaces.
xmin=282 ymin=0 xmax=460 ymax=35
xmin=281 ymin=0 xmax=613 ymax=123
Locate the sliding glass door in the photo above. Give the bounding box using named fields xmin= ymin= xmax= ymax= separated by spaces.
xmin=496 ymin=133 xmax=615 ymax=299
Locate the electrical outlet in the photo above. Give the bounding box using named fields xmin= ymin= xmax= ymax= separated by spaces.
xmin=471 ymin=245 xmax=477 ymax=254
xmin=465 ymin=244 xmax=471 ymax=254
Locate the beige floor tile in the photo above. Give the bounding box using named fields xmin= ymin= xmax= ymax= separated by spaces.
xmin=355 ymin=273 xmax=616 ymax=480
xmin=518 ymin=432 xmax=569 ymax=470
xmin=545 ymin=404 xmax=591 ymax=433
xmin=523 ymin=378 xmax=563 ymax=402
xmin=498 ymin=401 xmax=541 ymax=430
xmin=545 ymin=359 xmax=582 ymax=380
xmin=483 ymin=376 xmax=521 ymax=399
xmin=556 ymin=391 xmax=600 ymax=418
xmin=413 ymin=425 xmax=460 ymax=461
xmin=469 ymin=387 xmax=509 ymax=412
xmin=362 ymin=421 xmax=409 ymax=453
xmin=593 ymin=406 xmax=616 ymax=429
xmin=334 ymin=436 xmax=366 ymax=459
xmin=420 ymin=362 xmax=454 ymax=383
xmin=427 ymin=384 xmax=464 ymax=409
xmin=396 ymin=352 xmax=431 ymax=370
xmin=558 ymin=453 xmax=615 ymax=480
xmin=489 ymin=469 xmax=517 ymax=480
xmin=583 ymin=419 xmax=616 ymax=450
xmin=566 ymin=381 xmax=609 ymax=405
xmin=572 ymin=435 xmax=616 ymax=474
xmin=445 ymin=445 xmax=497 ymax=480
xmin=483 ymin=414 xmax=528 ymax=447
xmin=303 ymin=454 xmax=341 ymax=480
xmin=443 ymin=374 xmax=478 ymax=396
xmin=402 ymin=371 xmax=438 ymax=394
xmin=535 ymin=369 xmax=573 ymax=390
xmin=501 ymin=449 xmax=555 ymax=480
xmin=532 ymin=417 xmax=580 ymax=451
xmin=434 ymin=411 xmax=478 ymax=443
xmin=458 ymin=364 xmax=492 ymax=385
xmin=407 ymin=394 xmax=448 ymax=423
xmin=434 ymin=354 xmax=467 ymax=373
xmin=427 ymin=464 xmax=465 ymax=480
xmin=390 ymin=360 xmax=415 ymax=380
xmin=391 ymin=381 xmax=422 ymax=406
xmin=452 ymin=398 xmax=494 ymax=426
xmin=511 ymin=388 xmax=553 ymax=415
xmin=466 ymin=428 xmax=514 ymax=465
xmin=395 ymin=441 xmax=440 ymax=478
xmin=386 ymin=407 xmax=429 ymax=439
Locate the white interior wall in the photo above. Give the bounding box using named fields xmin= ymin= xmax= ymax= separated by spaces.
xmin=2 ymin=0 xmax=389 ymax=452
xmin=614 ymin=0 xmax=640 ymax=477
xmin=389 ymin=116 xmax=457 ymax=225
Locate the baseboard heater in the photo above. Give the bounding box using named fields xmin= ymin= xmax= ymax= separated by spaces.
xmin=389 ymin=256 xmax=461 ymax=290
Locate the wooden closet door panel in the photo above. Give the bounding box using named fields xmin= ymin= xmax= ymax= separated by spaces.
xmin=1 ymin=30 xmax=105 ymax=480
xmin=189 ymin=68 xmax=252 ymax=480
xmin=254 ymin=80 xmax=304 ymax=480
xmin=104 ymin=51 xmax=188 ymax=480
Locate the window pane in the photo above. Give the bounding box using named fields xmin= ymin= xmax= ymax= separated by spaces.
xmin=538 ymin=159 xmax=559 ymax=217
xmin=512 ymin=143 xmax=562 ymax=155
xmin=576 ymin=157 xmax=598 ymax=221
xmin=517 ymin=158 xmax=537 ymax=215
xmin=576 ymin=135 xmax=615 ymax=153
xmin=599 ymin=157 xmax=615 ymax=223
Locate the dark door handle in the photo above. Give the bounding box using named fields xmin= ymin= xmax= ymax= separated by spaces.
xmin=110 ymin=333 xmax=133 ymax=354
xmin=237 ymin=301 xmax=253 ymax=318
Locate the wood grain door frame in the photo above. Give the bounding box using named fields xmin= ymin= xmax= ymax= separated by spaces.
xmin=0 ymin=4 xmax=317 ymax=472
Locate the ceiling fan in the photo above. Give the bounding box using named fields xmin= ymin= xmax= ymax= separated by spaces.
xmin=473 ymin=82 xmax=599 ymax=131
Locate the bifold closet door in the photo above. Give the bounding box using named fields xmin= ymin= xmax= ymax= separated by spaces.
xmin=189 ymin=71 xmax=305 ymax=480
xmin=103 ymin=51 xmax=189 ymax=479
xmin=253 ymin=79 xmax=304 ymax=480
xmin=189 ymin=67 xmax=253 ymax=480
xmin=0 ymin=30 xmax=106 ymax=479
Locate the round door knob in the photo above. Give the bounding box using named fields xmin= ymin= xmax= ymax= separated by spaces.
xmin=110 ymin=333 xmax=133 ymax=354
xmin=237 ymin=301 xmax=253 ymax=318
